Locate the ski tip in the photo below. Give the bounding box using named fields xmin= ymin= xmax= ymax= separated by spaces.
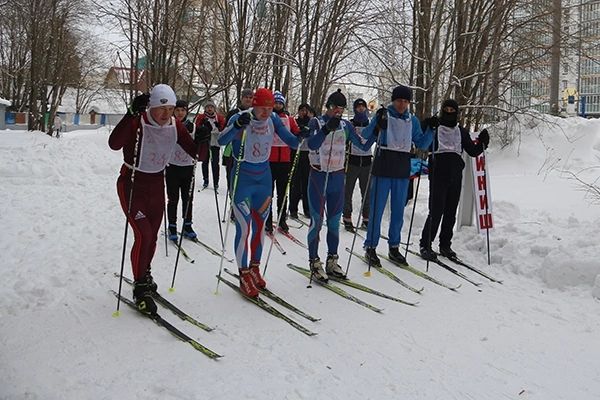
xmin=112 ymin=310 xmax=121 ymax=318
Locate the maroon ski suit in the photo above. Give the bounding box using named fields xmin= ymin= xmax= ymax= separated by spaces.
xmin=109 ymin=113 xmax=208 ymax=281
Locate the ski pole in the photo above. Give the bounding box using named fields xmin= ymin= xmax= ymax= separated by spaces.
xmin=163 ymin=173 xmax=169 ymax=257
xmin=262 ymin=137 xmax=304 ymax=277
xmin=114 ymin=123 xmax=141 ymax=317
xmin=215 ymin=117 xmax=249 ymax=294
xmin=404 ymin=157 xmax=424 ymax=259
xmin=346 ymin=132 xmax=382 ymax=277
xmin=170 ymin=129 xmax=202 ymax=291
xmin=213 ymin=157 xmax=225 ymax=246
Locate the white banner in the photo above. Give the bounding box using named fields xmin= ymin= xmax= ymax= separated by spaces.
xmin=471 ymin=152 xmax=493 ymax=233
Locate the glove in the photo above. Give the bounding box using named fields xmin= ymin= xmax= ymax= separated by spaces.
xmin=324 ymin=116 xmax=341 ymax=134
xmin=202 ymin=118 xmax=214 ymax=131
xmin=299 ymin=125 xmax=311 ymax=138
xmin=376 ymin=106 xmax=387 ymax=131
xmin=234 ymin=112 xmax=251 ymax=129
xmin=478 ymin=129 xmax=490 ymax=149
xmin=129 ymin=93 xmax=150 ymax=115
xmin=424 ymin=116 xmax=439 ymax=130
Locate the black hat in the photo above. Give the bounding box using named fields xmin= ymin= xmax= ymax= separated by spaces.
xmin=326 ymin=89 xmax=347 ymax=108
xmin=175 ymin=99 xmax=189 ymax=109
xmin=441 ymin=99 xmax=459 ymax=113
xmin=391 ymin=85 xmax=412 ymax=102
xmin=353 ymin=98 xmax=367 ymax=110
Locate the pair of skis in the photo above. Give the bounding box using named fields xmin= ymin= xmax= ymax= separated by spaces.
xmin=113 ymin=274 xmax=222 ymax=359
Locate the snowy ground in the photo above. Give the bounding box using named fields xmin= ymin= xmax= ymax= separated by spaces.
xmin=1 ymin=116 xmax=599 ymax=400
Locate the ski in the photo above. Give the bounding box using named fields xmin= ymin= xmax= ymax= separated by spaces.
xmin=376 ymin=252 xmax=461 ymax=291
xmin=345 ymin=247 xmax=424 ymax=295
xmin=289 ymin=216 xmax=308 ymax=228
xmin=266 ymin=231 xmax=287 ymax=255
xmin=224 ymin=268 xmax=320 ymax=322
xmin=290 ymin=265 xmax=417 ymax=307
xmin=187 ymin=237 xmax=234 ymax=263
xmin=115 ymin=274 xmax=214 ymax=332
xmin=111 ymin=290 xmax=222 ymax=359
xmin=170 ymin=240 xmax=195 ymax=263
xmin=277 ymin=228 xmax=308 ymax=249
xmin=405 ymin=248 xmax=483 ymax=287
xmin=217 ymin=275 xmax=317 ymax=336
xmin=287 ymin=263 xmax=383 ymax=314
xmin=442 ymin=255 xmax=503 ymax=284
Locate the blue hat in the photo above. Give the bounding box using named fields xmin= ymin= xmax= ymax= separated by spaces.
xmin=274 ymin=91 xmax=286 ymax=105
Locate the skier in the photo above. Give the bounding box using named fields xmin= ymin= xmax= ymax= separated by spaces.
xmin=165 ymin=100 xmax=211 ymax=242
xmin=419 ymin=99 xmax=490 ymax=260
xmin=266 ymin=91 xmax=300 ymax=233
xmin=289 ymin=103 xmax=313 ymax=220
xmin=306 ymin=89 xmax=373 ymax=281
xmin=342 ymin=98 xmax=373 ymax=233
xmin=360 ymin=85 xmax=433 ymax=267
xmin=199 ymin=100 xmax=226 ymax=190
xmin=218 ymin=88 xmax=304 ymax=297
xmin=53 ymin=114 xmax=62 ymax=138
xmin=109 ymin=84 xmax=208 ymax=314
xmin=223 ymin=89 xmax=254 ymax=194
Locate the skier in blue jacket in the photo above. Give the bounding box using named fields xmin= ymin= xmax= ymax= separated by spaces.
xmin=306 ymin=89 xmax=374 ymax=282
xmin=359 ymin=85 xmax=433 ymax=267
xmin=218 ymin=88 xmax=304 ymax=297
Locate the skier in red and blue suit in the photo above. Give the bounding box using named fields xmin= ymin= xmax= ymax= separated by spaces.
xmin=217 ymin=88 xmax=305 ymax=297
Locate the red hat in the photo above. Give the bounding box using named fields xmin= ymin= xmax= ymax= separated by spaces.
xmin=252 ymin=88 xmax=275 ymax=108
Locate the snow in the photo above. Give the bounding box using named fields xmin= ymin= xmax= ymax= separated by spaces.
xmin=0 ymin=97 xmax=11 ymax=107
xmin=1 ymin=116 xmax=599 ymax=399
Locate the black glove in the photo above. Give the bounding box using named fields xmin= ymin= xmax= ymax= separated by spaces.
xmin=376 ymin=106 xmax=387 ymax=131
xmin=324 ymin=116 xmax=341 ymax=134
xmin=299 ymin=125 xmax=311 ymax=138
xmin=203 ymin=118 xmax=214 ymax=131
xmin=424 ymin=116 xmax=439 ymax=130
xmin=234 ymin=112 xmax=251 ymax=129
xmin=478 ymin=129 xmax=490 ymax=149
xmin=129 ymin=93 xmax=150 ymax=115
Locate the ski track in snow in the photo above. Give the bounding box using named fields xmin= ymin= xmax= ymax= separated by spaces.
xmin=0 ymin=119 xmax=599 ymax=400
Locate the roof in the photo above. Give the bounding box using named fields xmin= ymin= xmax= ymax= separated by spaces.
xmin=0 ymin=98 xmax=11 ymax=107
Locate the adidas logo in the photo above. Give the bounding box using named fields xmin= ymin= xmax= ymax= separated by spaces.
xmin=134 ymin=210 xmax=146 ymax=220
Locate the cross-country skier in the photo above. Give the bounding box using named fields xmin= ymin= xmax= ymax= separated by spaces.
xmin=217 ymin=88 xmax=305 ymax=298
xmin=360 ymin=85 xmax=433 ymax=267
xmin=419 ymin=99 xmax=490 ymax=260
xmin=289 ymin=104 xmax=314 ymax=219
xmin=306 ymin=89 xmax=374 ymax=281
xmin=342 ymin=98 xmax=373 ymax=233
xmin=223 ymin=89 xmax=254 ymax=194
xmin=266 ymin=91 xmax=300 ymax=233
xmin=198 ymin=100 xmax=226 ymax=191
xmin=109 ymin=84 xmax=209 ymax=314
xmin=165 ymin=100 xmax=211 ymax=242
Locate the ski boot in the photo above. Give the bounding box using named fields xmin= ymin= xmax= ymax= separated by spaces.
xmin=325 ymin=254 xmax=346 ymax=279
xmin=360 ymin=220 xmax=369 ymax=230
xmin=238 ymin=268 xmax=259 ymax=298
xmin=439 ymin=245 xmax=457 ymax=259
xmin=202 ymin=181 xmax=209 ymax=190
xmin=419 ymin=245 xmax=438 ymax=261
xmin=289 ymin=210 xmax=299 ymax=219
xmin=168 ymin=224 xmax=178 ymax=242
xmin=309 ymin=258 xmax=329 ymax=282
xmin=133 ymin=279 xmax=157 ymax=315
xmin=182 ymin=222 xmax=197 ymax=239
xmin=388 ymin=246 xmax=407 ymax=265
xmin=343 ymin=218 xmax=355 ymax=233
xmin=144 ymin=266 xmax=158 ymax=293
xmin=364 ymin=247 xmax=381 ymax=268
xmin=249 ymin=262 xmax=266 ymax=289
xmin=278 ymin=218 xmax=289 ymax=233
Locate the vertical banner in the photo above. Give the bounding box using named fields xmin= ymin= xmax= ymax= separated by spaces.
xmin=472 ymin=153 xmax=493 ymax=233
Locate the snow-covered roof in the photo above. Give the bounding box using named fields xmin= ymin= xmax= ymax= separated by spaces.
xmin=0 ymin=98 xmax=11 ymax=107
xmin=57 ymin=87 xmax=128 ymax=114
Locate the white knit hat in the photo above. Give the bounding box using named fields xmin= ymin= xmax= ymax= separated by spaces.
xmin=148 ymin=84 xmax=177 ymax=109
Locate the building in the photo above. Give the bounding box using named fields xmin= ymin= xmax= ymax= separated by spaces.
xmin=578 ymin=0 xmax=600 ymax=116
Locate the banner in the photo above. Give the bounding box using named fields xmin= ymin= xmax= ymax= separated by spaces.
xmin=471 ymin=152 xmax=493 ymax=233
